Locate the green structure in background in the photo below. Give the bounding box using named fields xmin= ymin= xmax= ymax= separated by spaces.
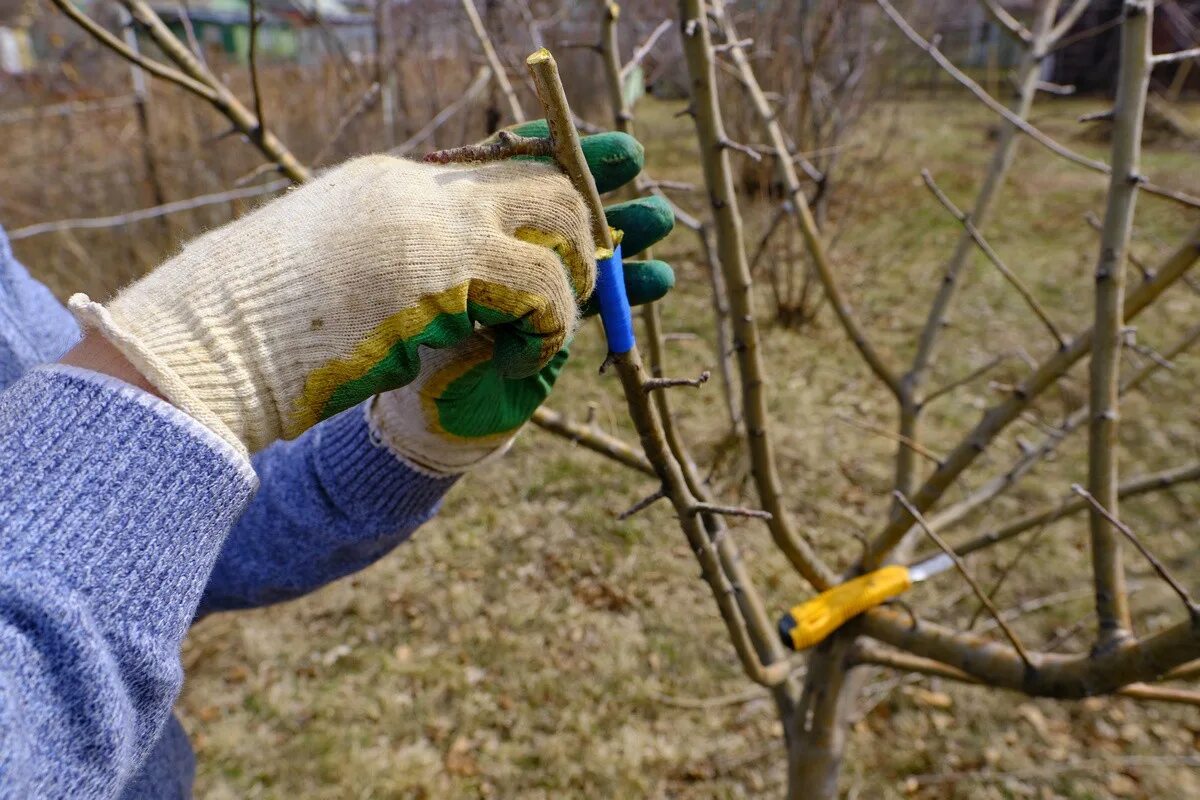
xmin=149 ymin=0 xmax=372 ymax=64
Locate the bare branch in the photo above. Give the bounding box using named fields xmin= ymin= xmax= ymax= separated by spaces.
xmin=836 ymin=415 xmax=943 ymax=465
xmin=8 ymin=180 xmax=290 ymax=241
xmin=424 ymin=130 xmax=553 ymax=163
xmin=524 ymin=46 xmax=790 ymax=688
xmin=119 ymin=0 xmax=311 ymax=183
xmin=689 ymin=502 xmax=772 ymax=521
xmin=865 ymin=222 xmax=1200 ymax=568
xmin=922 ymin=353 xmax=1009 ymax=406
xmin=980 ymin=0 xmax=1032 ymax=43
xmin=247 ymin=0 xmax=265 ymax=138
xmin=311 ymin=81 xmax=381 ymax=167
xmin=718 ymin=136 xmax=764 ymax=162
xmin=876 ymin=0 xmax=1200 ymax=210
xmin=46 ymin=0 xmax=217 ymax=101
xmin=620 ymin=19 xmax=672 ymax=80
xmin=929 ymin=323 xmax=1200 ymax=532
xmin=1071 ymin=484 xmax=1199 ymax=616
xmin=0 ymin=95 xmax=138 ymax=126
xmin=1151 ymin=47 xmax=1200 ymax=65
xmin=643 ymin=371 xmax=710 ymax=392
xmin=921 ymin=170 xmax=1066 ymax=348
xmin=461 ymin=0 xmax=525 ymax=123
xmin=944 ymin=461 xmax=1200 ymax=562
xmin=893 ymin=492 xmax=1034 ymax=668
xmin=680 ymin=0 xmax=839 ymax=589
xmin=710 ymin=0 xmax=902 ymax=400
xmin=857 ymin=642 xmax=1200 ymax=709
xmin=1086 ymin=0 xmax=1152 ymax=645
xmin=618 ymin=488 xmax=666 ymax=520
xmin=530 ymin=407 xmax=653 ymax=476
xmin=1045 ymin=0 xmax=1094 ymax=45
xmin=391 ymin=66 xmax=492 ymax=156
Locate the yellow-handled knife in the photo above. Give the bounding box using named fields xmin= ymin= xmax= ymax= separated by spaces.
xmin=777 ymin=554 xmax=955 ymax=651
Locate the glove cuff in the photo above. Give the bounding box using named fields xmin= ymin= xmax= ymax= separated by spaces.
xmin=68 ymin=293 xmax=251 ymax=458
xmin=366 ymin=389 xmax=519 ymax=477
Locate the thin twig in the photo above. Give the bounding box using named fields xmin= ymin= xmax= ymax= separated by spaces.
xmin=718 ymin=136 xmax=764 ymax=162
xmin=1045 ymin=0 xmax=1093 ymax=46
xmin=424 ymin=130 xmax=552 ymax=163
xmin=618 ymin=488 xmax=667 ymax=520
xmin=390 ymin=66 xmax=492 ymax=156
xmin=47 ymin=0 xmax=217 ymax=101
xmin=966 ymin=522 xmax=1049 ymax=631
xmin=530 ymin=407 xmax=653 ymax=475
xmin=893 ymin=492 xmax=1033 ymax=668
xmin=643 ymin=371 xmax=710 ymax=392
xmin=921 ymin=169 xmax=1065 ymax=347
xmin=922 ymin=353 xmax=1009 ymax=406
xmin=836 ymin=415 xmax=942 ymax=465
xmin=248 ymin=0 xmax=265 ymax=138
xmin=621 ymin=19 xmax=672 ymax=80
xmin=1152 ymin=47 xmax=1200 ymax=65
xmin=461 ymin=0 xmax=525 ymax=123
xmin=0 ymin=94 xmax=138 ymax=126
xmin=980 ymin=0 xmax=1032 ymax=43
xmin=311 ymin=81 xmax=381 ymax=167
xmin=1071 ymin=484 xmax=1199 ymax=615
xmin=690 ymin=502 xmax=772 ymax=521
xmin=646 ymin=686 xmax=767 ymax=709
xmin=943 ymin=461 xmax=1200 ymax=562
xmin=8 ymin=180 xmax=291 ymax=240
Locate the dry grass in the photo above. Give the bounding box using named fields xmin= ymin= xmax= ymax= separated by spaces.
xmin=12 ymin=82 xmax=1200 ymax=797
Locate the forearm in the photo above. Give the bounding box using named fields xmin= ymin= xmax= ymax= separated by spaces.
xmin=199 ymin=403 xmax=456 ymax=615
xmin=0 ymin=366 xmax=255 ymax=797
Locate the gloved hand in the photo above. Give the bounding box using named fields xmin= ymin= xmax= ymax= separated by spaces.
xmin=369 ymin=120 xmax=676 ymax=475
xmin=67 ymin=125 xmax=662 ymax=455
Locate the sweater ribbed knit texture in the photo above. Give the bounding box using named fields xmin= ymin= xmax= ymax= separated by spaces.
xmin=0 ymin=230 xmax=457 ymax=797
xmin=0 ymin=366 xmax=257 ymax=798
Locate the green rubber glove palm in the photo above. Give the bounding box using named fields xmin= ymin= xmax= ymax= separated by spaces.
xmin=369 ymin=122 xmax=675 ymax=476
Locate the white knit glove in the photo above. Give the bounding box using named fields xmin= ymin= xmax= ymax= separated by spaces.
xmin=69 ymin=155 xmax=595 ymax=455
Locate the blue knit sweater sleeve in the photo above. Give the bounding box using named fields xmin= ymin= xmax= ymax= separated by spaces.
xmin=0 ymin=365 xmax=258 ymax=797
xmin=198 ymin=406 xmax=456 ymax=614
xmin=0 ymin=231 xmax=456 ymax=616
